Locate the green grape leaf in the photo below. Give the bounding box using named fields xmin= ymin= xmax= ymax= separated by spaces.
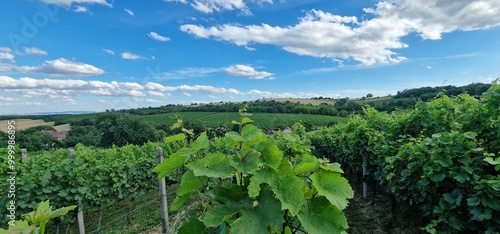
xmin=320 ymin=163 xmax=344 ymax=174
xmin=278 ymin=158 xmax=294 ymax=176
xmin=229 ymin=149 xmax=262 ymax=174
xmin=203 ymin=185 xmax=252 ymax=227
xmin=0 ymin=220 xmax=30 ymax=234
xmin=177 ymin=171 xmax=208 ymax=197
xmin=230 ymin=189 xmax=284 ymax=234
xmin=298 ymin=197 xmax=349 ymax=234
xmin=152 ymin=148 xmax=193 ymax=179
xmin=241 ymin=117 xmax=254 ymax=125
xmin=187 ymin=153 xmax=234 ymax=179
xmin=178 ymin=216 xmax=210 ymax=234
xmin=429 ymin=173 xmax=446 ymax=182
xmin=294 ymin=154 xmax=320 ymax=175
xmin=191 ymin=132 xmax=209 ymax=152
xmin=225 ymin=132 xmax=244 ymax=146
xmin=310 ymin=171 xmax=354 ymax=210
xmin=484 ymin=157 xmax=500 ymax=165
xmin=248 ymin=168 xmax=278 ymax=198
xmin=164 ymin=133 xmax=185 ymax=143
xmin=256 ymin=140 xmax=283 ymax=170
xmin=50 ymin=205 xmax=77 ymax=219
xmin=274 ymin=174 xmax=305 ymax=216
xmin=170 ymin=194 xmax=190 ymax=211
xmin=241 ymin=125 xmax=267 ymax=146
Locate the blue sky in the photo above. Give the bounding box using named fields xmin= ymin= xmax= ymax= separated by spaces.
xmin=0 ymin=0 xmax=499 ymax=114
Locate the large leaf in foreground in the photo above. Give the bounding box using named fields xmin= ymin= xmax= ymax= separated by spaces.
xmin=187 ymin=153 xmax=234 ymax=179
xmin=152 ymin=148 xmax=193 ymax=179
xmin=231 ymin=189 xmax=285 ymax=234
xmin=310 ymin=171 xmax=354 ymax=210
xmin=298 ymin=197 xmax=348 ymax=234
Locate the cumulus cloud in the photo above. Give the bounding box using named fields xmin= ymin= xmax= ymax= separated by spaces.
xmin=121 ymin=52 xmax=144 ymax=60
xmin=366 ymin=0 xmax=500 ymax=40
xmin=0 ymin=47 xmax=15 ymax=62
xmin=181 ymin=0 xmax=500 ymax=65
xmin=40 ymin=0 xmax=112 ymax=7
xmin=148 ymin=32 xmax=170 ymax=42
xmin=124 ymin=8 xmax=134 ymax=16
xmin=18 ymin=58 xmax=104 ymax=76
xmin=225 ymin=64 xmax=274 ymax=79
xmin=23 ymin=47 xmax=48 ymax=55
xmin=181 ymin=10 xmax=407 ymax=65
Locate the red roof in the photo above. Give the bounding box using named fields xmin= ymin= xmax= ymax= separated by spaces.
xmin=42 ymin=130 xmax=67 ymax=140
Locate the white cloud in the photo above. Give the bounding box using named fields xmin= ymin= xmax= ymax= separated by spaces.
xmin=246 ymin=89 xmax=323 ymax=99
xmin=0 ymin=96 xmax=17 ymax=102
xmin=183 ymin=92 xmax=192 ymax=97
xmin=23 ymin=47 xmax=48 ymax=55
xmin=0 ymin=63 xmax=14 ymax=71
xmin=164 ymin=0 xmax=272 ymax=15
xmin=0 ymin=76 xmax=243 ymax=102
xmin=73 ymin=6 xmax=88 ymax=12
xmin=18 ymin=58 xmax=104 ymax=76
xmin=103 ymin=49 xmax=115 ymax=55
xmin=366 ymin=0 xmax=500 ymax=40
xmin=40 ymin=0 xmax=112 ymax=7
xmin=225 ymin=64 xmax=274 ymax=79
xmin=180 ymin=10 xmax=407 ymax=65
xmin=0 ymin=47 xmax=15 ymax=62
xmin=124 ymin=8 xmax=134 ymax=16
xmin=121 ymin=52 xmax=144 ymax=60
xmin=181 ymin=0 xmax=500 ymax=65
xmin=148 ymin=32 xmax=170 ymax=42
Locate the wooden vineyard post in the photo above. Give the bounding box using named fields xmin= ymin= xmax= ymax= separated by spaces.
xmin=21 ymin=149 xmax=27 ymax=162
xmin=157 ymin=147 xmax=169 ymax=234
xmin=68 ymin=148 xmax=86 ymax=234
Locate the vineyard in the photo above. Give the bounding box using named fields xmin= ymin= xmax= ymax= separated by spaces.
xmin=0 ymin=142 xmax=183 ymax=233
xmin=309 ymin=81 xmax=500 ymax=233
xmin=1 ymin=82 xmax=499 ymax=233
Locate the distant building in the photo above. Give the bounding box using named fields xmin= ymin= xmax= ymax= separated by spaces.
xmin=42 ymin=130 xmax=68 ymax=140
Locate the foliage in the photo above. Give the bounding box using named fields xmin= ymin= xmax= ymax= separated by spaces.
xmin=309 ymin=81 xmax=500 ymax=233
xmin=0 ymin=200 xmax=75 ymax=234
xmin=96 ymin=112 xmax=158 ymax=147
xmin=153 ymin=109 xmax=354 ymax=234
xmin=0 ymin=142 xmax=181 ymax=227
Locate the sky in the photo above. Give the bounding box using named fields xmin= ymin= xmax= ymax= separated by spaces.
xmin=0 ymin=0 xmax=499 ymax=114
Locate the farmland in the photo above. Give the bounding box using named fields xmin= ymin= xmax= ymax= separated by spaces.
xmin=0 ymin=119 xmax=71 ymax=133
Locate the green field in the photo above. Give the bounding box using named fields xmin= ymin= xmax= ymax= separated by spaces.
xmin=53 ymin=111 xmax=346 ymax=129
xmin=143 ymin=112 xmax=346 ymax=129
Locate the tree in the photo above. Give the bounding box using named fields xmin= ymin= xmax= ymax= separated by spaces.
xmin=96 ymin=112 xmax=157 ymax=147
xmin=366 ymin=93 xmax=373 ymax=98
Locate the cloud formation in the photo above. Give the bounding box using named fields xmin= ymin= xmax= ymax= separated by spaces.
xmin=73 ymin=6 xmax=88 ymax=12
xmin=181 ymin=0 xmax=500 ymax=65
xmin=164 ymin=0 xmax=272 ymax=15
xmin=225 ymin=64 xmax=273 ymax=79
xmin=367 ymin=0 xmax=500 ymax=40
xmin=18 ymin=58 xmax=104 ymax=76
xmin=124 ymin=8 xmax=134 ymax=16
xmin=103 ymin=49 xmax=115 ymax=55
xmin=121 ymin=52 xmax=144 ymax=60
xmin=148 ymin=32 xmax=170 ymax=42
xmin=40 ymin=0 xmax=112 ymax=7
xmin=0 ymin=47 xmax=15 ymax=62
xmin=23 ymin=47 xmax=48 ymax=55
